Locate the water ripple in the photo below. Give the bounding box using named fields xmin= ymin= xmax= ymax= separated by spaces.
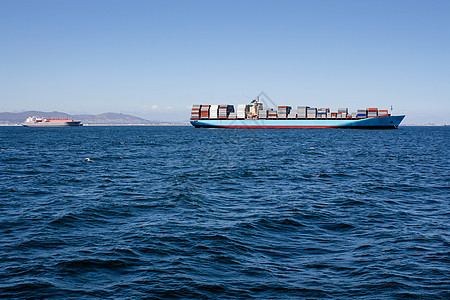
xmin=0 ymin=126 xmax=449 ymax=299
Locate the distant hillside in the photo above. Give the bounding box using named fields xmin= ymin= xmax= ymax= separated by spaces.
xmin=71 ymin=112 xmax=155 ymax=125
xmin=0 ymin=111 xmax=161 ymax=125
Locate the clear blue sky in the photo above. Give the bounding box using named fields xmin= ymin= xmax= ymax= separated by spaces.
xmin=1 ymin=0 xmax=449 ymax=123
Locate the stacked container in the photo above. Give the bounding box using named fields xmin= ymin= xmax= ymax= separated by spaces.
xmin=297 ymin=106 xmax=309 ymax=119
xmin=287 ymin=109 xmax=297 ymax=119
xmin=277 ymin=106 xmax=291 ymax=119
xmin=337 ymin=108 xmax=348 ymax=119
xmin=367 ymin=108 xmax=378 ymax=117
xmin=192 ymin=103 xmax=392 ymax=121
xmin=258 ymin=109 xmax=268 ymax=119
xmin=307 ymin=108 xmax=317 ymax=119
xmin=317 ymin=108 xmax=329 ymax=119
xmin=218 ymin=105 xmax=234 ymax=119
xmin=218 ymin=105 xmax=227 ymax=119
xmin=200 ymin=105 xmax=210 ymax=119
xmin=378 ymin=110 xmax=389 ymax=116
xmin=191 ymin=105 xmax=201 ymax=120
xmin=268 ymin=110 xmax=278 ymax=119
xmin=237 ymin=104 xmax=248 ymax=119
xmin=357 ymin=108 xmax=367 ymax=119
xmin=209 ymin=105 xmax=219 ymax=119
xmin=228 ymin=112 xmax=237 ymax=119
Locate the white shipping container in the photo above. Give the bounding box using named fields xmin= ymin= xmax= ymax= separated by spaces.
xmin=209 ymin=105 xmax=218 ymax=116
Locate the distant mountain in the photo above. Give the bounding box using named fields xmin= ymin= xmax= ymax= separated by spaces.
xmin=0 ymin=111 xmax=163 ymax=125
xmin=71 ymin=112 xmax=156 ymax=125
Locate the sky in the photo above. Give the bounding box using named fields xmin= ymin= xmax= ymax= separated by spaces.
xmin=0 ymin=0 xmax=449 ymax=123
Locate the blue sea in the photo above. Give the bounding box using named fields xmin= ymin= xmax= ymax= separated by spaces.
xmin=0 ymin=126 xmax=449 ymax=299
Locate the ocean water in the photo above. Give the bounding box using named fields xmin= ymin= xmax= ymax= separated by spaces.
xmin=0 ymin=126 xmax=448 ymax=299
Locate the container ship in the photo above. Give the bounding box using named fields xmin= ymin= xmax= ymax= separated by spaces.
xmin=190 ymin=99 xmax=405 ymax=129
xmin=22 ymin=116 xmax=83 ymax=127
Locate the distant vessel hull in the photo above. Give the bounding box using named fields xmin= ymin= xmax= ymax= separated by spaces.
xmin=191 ymin=115 xmax=405 ymax=129
xmin=23 ymin=122 xmax=82 ymax=127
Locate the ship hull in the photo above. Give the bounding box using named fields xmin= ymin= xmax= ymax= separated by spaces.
xmin=191 ymin=115 xmax=405 ymax=129
xmin=23 ymin=121 xmax=83 ymax=127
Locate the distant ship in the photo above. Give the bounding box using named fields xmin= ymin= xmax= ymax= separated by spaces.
xmin=190 ymin=99 xmax=405 ymax=129
xmin=22 ymin=116 xmax=83 ymax=127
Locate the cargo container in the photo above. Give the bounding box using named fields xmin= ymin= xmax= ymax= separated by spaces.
xmin=209 ymin=105 xmax=219 ymax=119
